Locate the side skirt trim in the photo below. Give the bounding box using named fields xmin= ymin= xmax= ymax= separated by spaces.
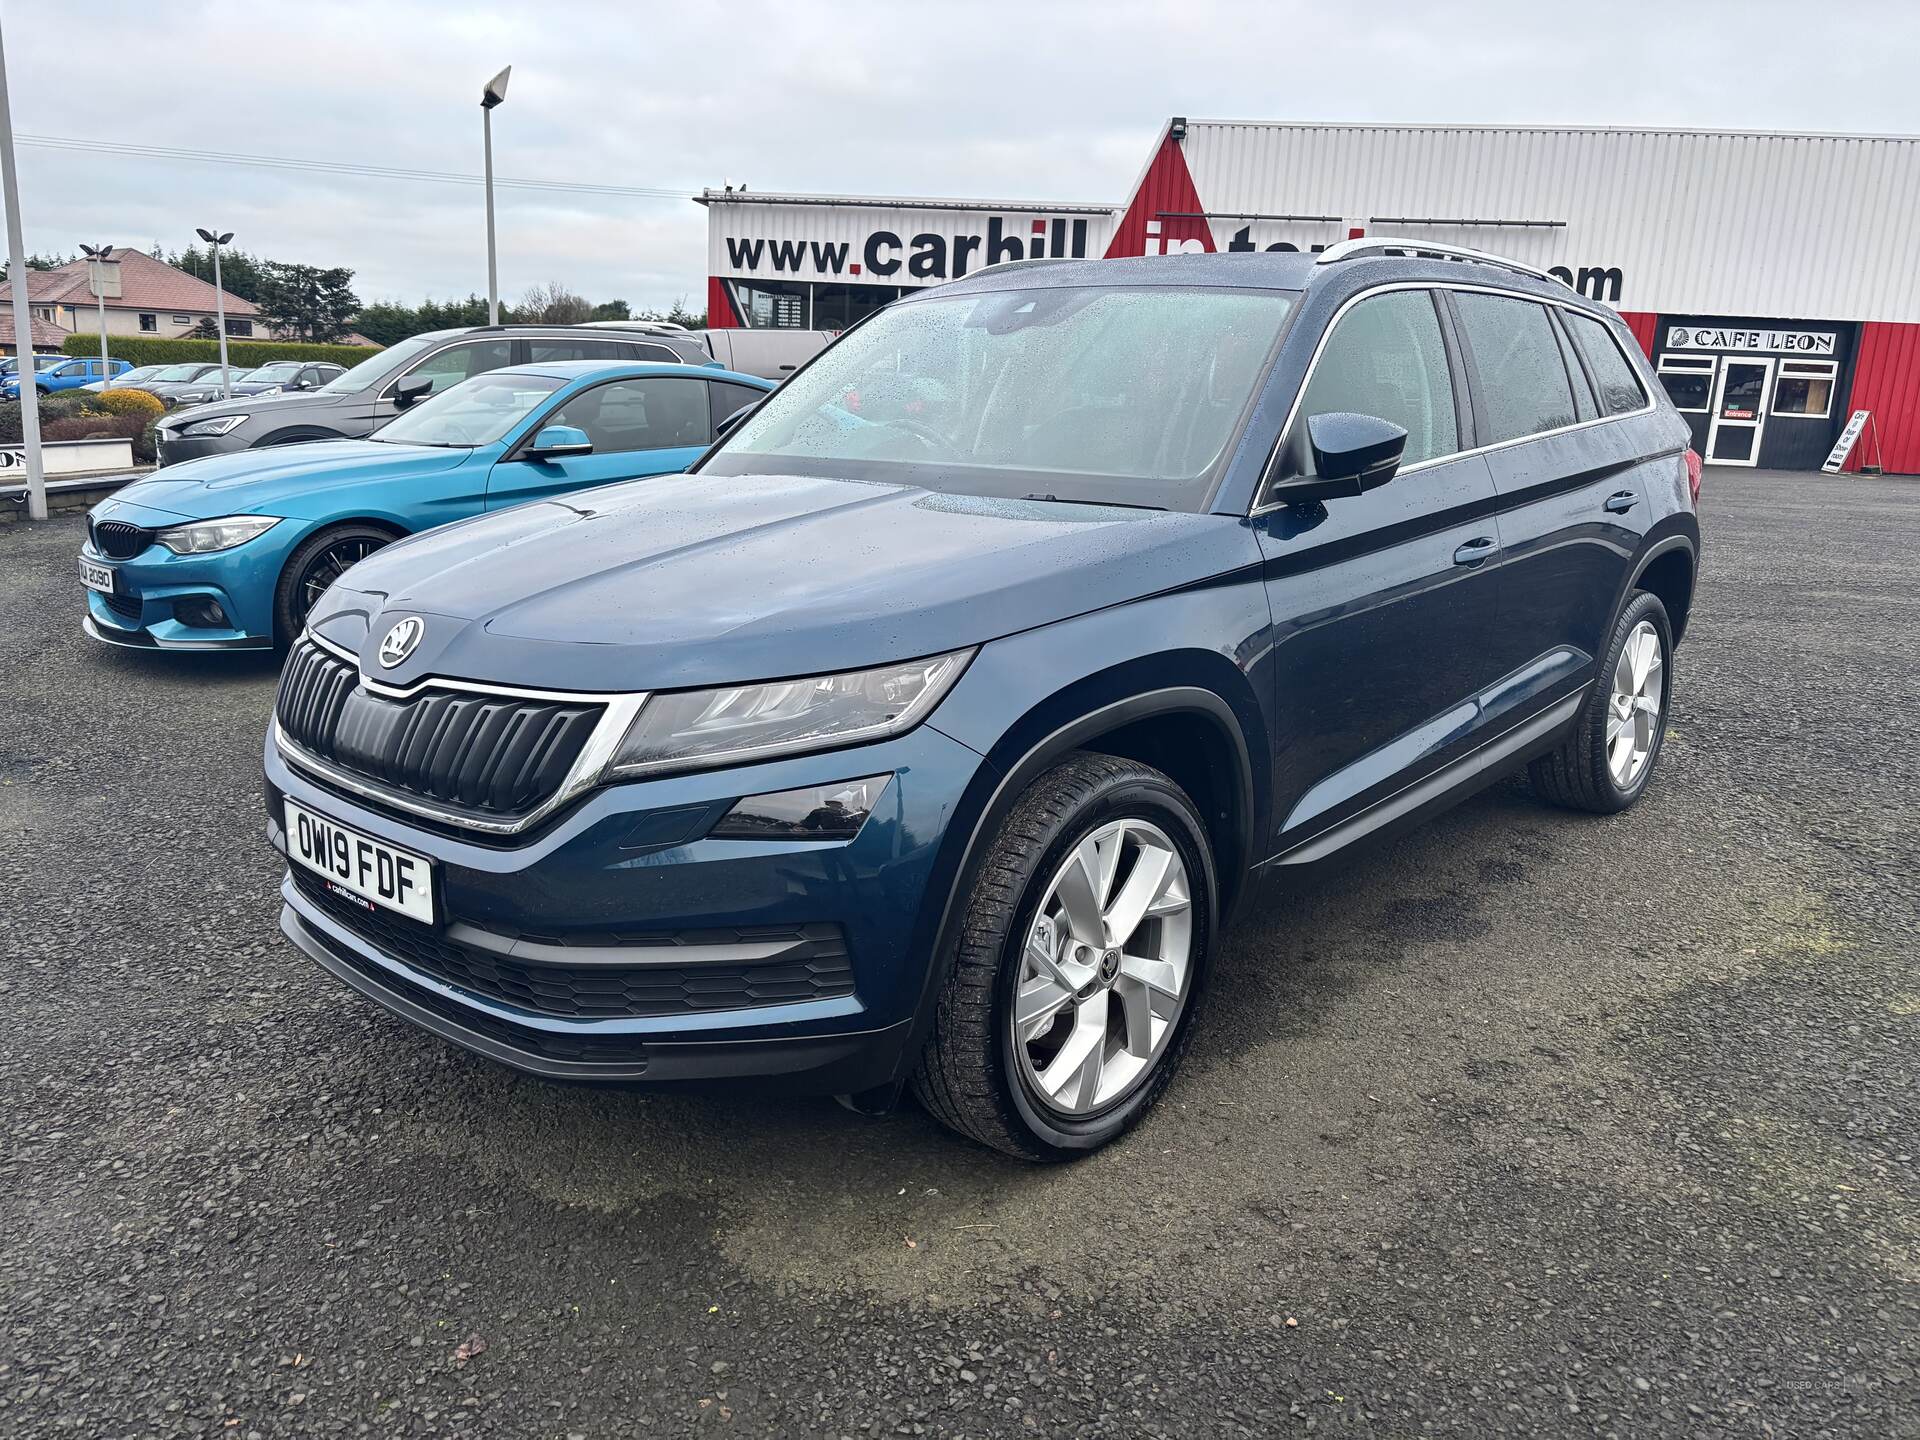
xmin=1263 ymin=689 xmax=1584 ymax=869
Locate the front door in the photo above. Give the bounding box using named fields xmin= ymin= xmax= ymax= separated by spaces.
xmin=486 ymin=375 xmax=717 ymax=511
xmin=1705 ymin=358 xmax=1773 ymax=466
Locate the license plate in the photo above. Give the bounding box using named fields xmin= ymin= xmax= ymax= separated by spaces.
xmin=285 ymin=798 xmax=435 ymax=925
xmin=79 ymin=557 xmax=115 ymax=594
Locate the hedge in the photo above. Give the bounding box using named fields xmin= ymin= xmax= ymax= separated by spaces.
xmin=60 ymin=335 xmax=381 ymax=368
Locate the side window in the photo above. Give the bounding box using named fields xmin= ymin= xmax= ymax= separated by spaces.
xmin=1564 ymin=311 xmax=1649 ymax=416
xmin=615 ymin=342 xmax=681 ymax=364
xmin=524 ymin=337 xmax=676 ymax=363
xmin=1452 ymin=293 xmax=1578 ymax=444
xmin=1553 ymin=317 xmax=1598 ymax=423
xmin=400 ymin=339 xmax=512 ymax=397
xmin=708 ymin=380 xmax=766 ymax=431
xmin=542 ymin=377 xmax=713 ymax=454
xmin=1296 ymin=290 xmax=1459 ymax=468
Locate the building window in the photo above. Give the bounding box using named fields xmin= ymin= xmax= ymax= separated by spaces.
xmin=729 ymin=278 xmax=808 ymax=329
xmin=138 ymin=313 xmax=157 ymax=332
xmin=225 ymin=317 xmax=252 ymax=338
xmin=1772 ymin=359 xmax=1836 ymax=419
xmin=172 ymin=314 xmax=192 ymax=324
xmin=810 ymin=283 xmax=901 ymax=333
xmin=1656 ymin=354 xmax=1715 ymax=414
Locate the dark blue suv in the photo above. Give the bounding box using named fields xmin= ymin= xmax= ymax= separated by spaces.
xmin=265 ymin=241 xmax=1700 ymax=1160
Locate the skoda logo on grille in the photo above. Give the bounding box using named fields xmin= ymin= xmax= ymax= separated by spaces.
xmin=377 ymin=616 xmax=425 ymax=668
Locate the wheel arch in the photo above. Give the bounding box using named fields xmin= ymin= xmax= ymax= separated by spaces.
xmin=1632 ymin=541 xmax=1696 ymax=644
xmin=254 ymin=425 xmax=349 ymax=449
xmin=271 ymin=516 xmax=412 ymax=643
xmin=892 ymin=654 xmax=1266 ymax=1090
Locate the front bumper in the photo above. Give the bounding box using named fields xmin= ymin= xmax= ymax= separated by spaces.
xmin=154 ymin=430 xmax=249 ymax=467
xmin=265 ymin=720 xmax=989 ymax=1092
xmin=79 ymin=526 xmax=296 ymax=649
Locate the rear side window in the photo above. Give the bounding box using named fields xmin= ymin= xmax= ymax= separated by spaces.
xmin=1452 ymin=293 xmax=1577 ymax=443
xmin=708 ymin=379 xmax=765 ymax=430
xmin=1563 ymin=311 xmax=1649 ymax=416
xmin=1297 ymin=290 xmax=1458 ymax=467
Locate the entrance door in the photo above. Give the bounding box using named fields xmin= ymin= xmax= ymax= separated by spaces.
xmin=1705 ymin=357 xmax=1773 ymax=466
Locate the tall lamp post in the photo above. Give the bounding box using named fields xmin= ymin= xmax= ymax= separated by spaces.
xmin=78 ymin=242 xmax=117 ymax=381
xmin=0 ymin=15 xmax=46 ymax=521
xmin=195 ymin=227 xmax=234 ymax=398
xmin=481 ymin=66 xmax=510 ymax=326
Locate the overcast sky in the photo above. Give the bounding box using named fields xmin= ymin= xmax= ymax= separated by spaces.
xmin=6 ymin=1 xmax=1917 ymax=314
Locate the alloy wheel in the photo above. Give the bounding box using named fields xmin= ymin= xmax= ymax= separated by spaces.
xmin=1607 ymin=619 xmax=1664 ymax=788
xmin=1011 ymin=818 xmax=1194 ymax=1116
xmin=299 ymin=537 xmax=386 ymax=619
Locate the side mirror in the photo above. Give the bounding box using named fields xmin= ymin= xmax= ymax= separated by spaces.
xmin=714 ymin=402 xmax=759 ymax=438
xmin=1268 ymin=412 xmax=1408 ymax=506
xmin=392 ymin=374 xmax=434 ymax=409
xmin=289 ymin=379 xmax=313 ymax=392
xmin=526 ymin=424 xmax=593 ymax=459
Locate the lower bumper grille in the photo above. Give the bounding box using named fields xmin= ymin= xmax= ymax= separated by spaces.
xmin=100 ymin=591 xmax=143 ymax=622
xmin=291 ymin=868 xmax=855 ymax=1020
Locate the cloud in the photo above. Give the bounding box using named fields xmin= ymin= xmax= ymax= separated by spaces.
xmin=4 ymin=0 xmax=1914 ymax=313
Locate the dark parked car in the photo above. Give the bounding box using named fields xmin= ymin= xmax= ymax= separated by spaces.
xmin=265 ymin=242 xmax=1700 ymax=1159
xmin=125 ymin=362 xmax=231 ymax=407
xmin=168 ymin=361 xmax=348 ymax=408
xmin=154 ymin=324 xmax=719 ymax=465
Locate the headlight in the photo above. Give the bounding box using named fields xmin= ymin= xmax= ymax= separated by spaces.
xmin=155 ymin=514 xmax=282 ymax=554
xmin=178 ymin=414 xmax=248 ymax=438
xmin=604 ymin=649 xmax=973 ymax=778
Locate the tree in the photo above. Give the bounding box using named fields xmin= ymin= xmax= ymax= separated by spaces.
xmin=634 ymin=297 xmax=706 ymax=330
xmin=170 ymin=244 xmax=269 ymax=305
xmin=255 ymin=262 xmax=360 ymax=343
xmin=518 ymin=282 xmax=593 ymax=326
xmin=590 ymin=299 xmax=631 ymax=321
xmin=184 ymin=317 xmax=220 ymax=339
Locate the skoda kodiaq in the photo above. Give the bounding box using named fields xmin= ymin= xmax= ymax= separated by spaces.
xmin=265 ymin=241 xmax=1701 ymax=1160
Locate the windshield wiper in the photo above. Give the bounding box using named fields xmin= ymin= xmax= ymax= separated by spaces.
xmin=1023 ymin=493 xmax=1166 ymax=512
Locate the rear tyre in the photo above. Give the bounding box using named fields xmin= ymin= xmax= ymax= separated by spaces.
xmin=911 ymin=752 xmax=1215 ymax=1161
xmin=273 ymin=523 xmax=398 ymax=647
xmin=1529 ymin=589 xmax=1673 ymax=814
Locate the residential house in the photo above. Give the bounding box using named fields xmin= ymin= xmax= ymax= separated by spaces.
xmin=0 ymin=248 xmax=261 ymax=345
xmin=0 ymin=311 xmax=74 ymax=356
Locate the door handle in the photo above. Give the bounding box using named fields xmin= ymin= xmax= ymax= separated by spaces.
xmin=1452 ymin=536 xmax=1497 ymax=567
xmin=1604 ymin=490 xmax=1639 ymax=514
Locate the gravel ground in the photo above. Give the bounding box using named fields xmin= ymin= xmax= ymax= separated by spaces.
xmin=1 ymin=468 xmax=1915 ymax=1439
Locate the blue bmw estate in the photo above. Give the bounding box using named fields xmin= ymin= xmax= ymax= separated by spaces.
xmin=79 ymin=361 xmax=772 ymax=650
xmin=266 ymin=243 xmax=1700 ymax=1159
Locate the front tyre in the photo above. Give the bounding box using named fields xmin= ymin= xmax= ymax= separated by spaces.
xmin=273 ymin=523 xmax=397 ymax=646
xmin=1529 ymin=589 xmax=1674 ymax=813
xmin=912 ymin=752 xmax=1216 ymax=1160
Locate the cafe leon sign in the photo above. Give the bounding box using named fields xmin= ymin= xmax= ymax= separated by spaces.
xmin=1666 ymin=326 xmax=1837 ymax=355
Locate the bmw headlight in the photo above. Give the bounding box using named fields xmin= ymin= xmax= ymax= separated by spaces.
xmin=155 ymin=514 xmax=282 ymax=554
xmin=178 ymin=414 xmax=248 ymax=438
xmin=604 ymin=649 xmax=973 ymax=778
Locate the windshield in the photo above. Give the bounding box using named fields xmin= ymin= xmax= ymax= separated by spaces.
xmin=370 ymin=370 xmax=564 ymax=447
xmin=706 ymin=285 xmax=1296 ymax=509
xmin=249 ymin=361 xmax=303 ymax=378
xmin=319 ymin=333 xmax=432 ymax=394
xmin=149 ymin=364 xmax=208 ymax=382
xmin=114 ymin=366 xmax=163 ymax=385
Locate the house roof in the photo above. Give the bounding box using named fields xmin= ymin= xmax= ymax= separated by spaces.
xmin=0 ymin=312 xmax=74 ymax=350
xmin=0 ymin=248 xmax=260 ymax=316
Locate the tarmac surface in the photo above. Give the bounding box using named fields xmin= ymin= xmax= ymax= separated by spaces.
xmin=1 ymin=467 xmax=1915 ymax=1437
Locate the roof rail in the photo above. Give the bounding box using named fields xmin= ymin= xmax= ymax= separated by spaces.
xmin=1314 ymin=237 xmax=1568 ymax=288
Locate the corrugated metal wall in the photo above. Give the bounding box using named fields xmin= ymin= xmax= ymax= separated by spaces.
xmin=1844 ymin=323 xmax=1920 ymax=473
xmin=1163 ymin=122 xmax=1920 ymax=323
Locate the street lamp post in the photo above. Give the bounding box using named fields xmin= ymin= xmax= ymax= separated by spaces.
xmin=0 ymin=15 xmax=46 ymax=521
xmin=481 ymin=66 xmax=510 ymax=327
xmin=78 ymin=242 xmax=117 ymax=382
xmin=195 ymin=227 xmax=234 ymax=398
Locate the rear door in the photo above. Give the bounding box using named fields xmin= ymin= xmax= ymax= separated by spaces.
xmin=1253 ymin=286 xmax=1507 ymax=850
xmin=1447 ymin=290 xmax=1657 ymax=693
xmin=485 ymin=375 xmax=716 ymax=511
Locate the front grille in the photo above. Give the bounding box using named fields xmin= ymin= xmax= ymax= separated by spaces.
xmin=292 ymin=868 xmax=855 ymax=1019
xmin=101 ymin=591 xmax=143 ymax=622
xmin=91 ymin=519 xmax=154 ymax=560
xmin=276 ymin=639 xmax=603 ymax=821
